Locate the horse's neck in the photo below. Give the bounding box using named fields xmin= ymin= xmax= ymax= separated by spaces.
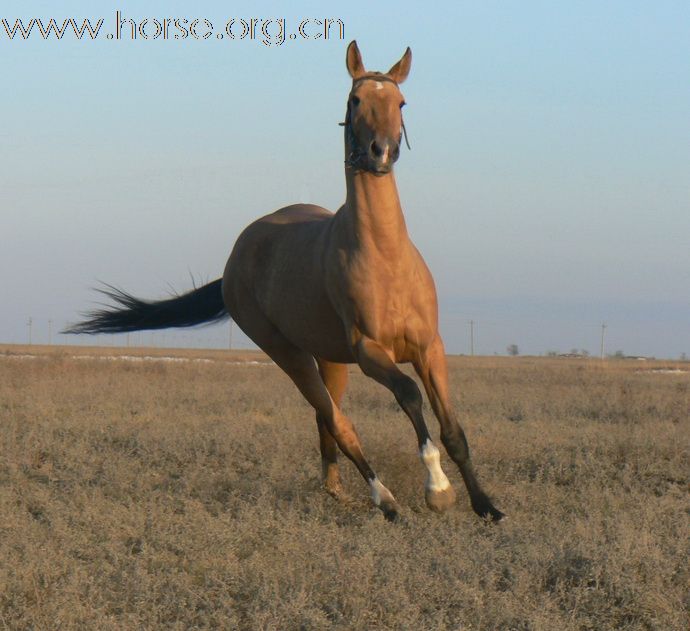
xmin=342 ymin=170 xmax=410 ymax=259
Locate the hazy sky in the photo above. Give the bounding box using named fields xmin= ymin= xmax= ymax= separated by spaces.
xmin=2 ymin=1 xmax=689 ymax=357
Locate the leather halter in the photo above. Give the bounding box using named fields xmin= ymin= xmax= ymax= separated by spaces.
xmin=339 ymin=74 xmax=411 ymax=171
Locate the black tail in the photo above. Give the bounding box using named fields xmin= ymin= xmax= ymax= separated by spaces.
xmin=63 ymin=278 xmax=228 ymax=335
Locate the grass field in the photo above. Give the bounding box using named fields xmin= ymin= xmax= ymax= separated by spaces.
xmin=1 ymin=345 xmax=688 ymax=630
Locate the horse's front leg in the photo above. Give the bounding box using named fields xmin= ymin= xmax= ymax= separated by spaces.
xmin=355 ymin=337 xmax=456 ymax=512
xmin=414 ymin=336 xmax=505 ymax=521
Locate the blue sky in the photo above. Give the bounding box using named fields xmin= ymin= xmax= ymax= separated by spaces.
xmin=2 ymin=1 xmax=689 ymax=357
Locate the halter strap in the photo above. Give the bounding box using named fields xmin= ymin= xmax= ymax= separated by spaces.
xmin=350 ymin=74 xmax=399 ymax=90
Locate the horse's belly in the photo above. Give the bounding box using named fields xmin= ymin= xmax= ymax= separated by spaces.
xmin=267 ymin=292 xmax=356 ymax=364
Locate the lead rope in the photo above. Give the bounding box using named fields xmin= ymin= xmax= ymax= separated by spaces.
xmin=401 ymin=114 xmax=411 ymax=151
xmin=339 ymin=105 xmax=365 ymax=168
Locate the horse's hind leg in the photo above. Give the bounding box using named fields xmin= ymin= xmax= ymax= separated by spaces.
xmin=228 ymin=300 xmax=400 ymax=519
xmin=272 ymin=347 xmax=399 ymax=520
xmin=316 ymin=359 xmax=348 ymax=500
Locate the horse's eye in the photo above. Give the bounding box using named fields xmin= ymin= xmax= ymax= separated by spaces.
xmin=351 ymin=95 xmax=360 ymax=107
xmin=400 ymin=101 xmax=406 ymax=109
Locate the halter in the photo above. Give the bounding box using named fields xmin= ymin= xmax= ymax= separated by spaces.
xmin=339 ymin=74 xmax=411 ymax=171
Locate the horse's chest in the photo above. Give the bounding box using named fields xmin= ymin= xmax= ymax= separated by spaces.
xmin=354 ymin=283 xmax=415 ymax=341
xmin=332 ymin=254 xmax=434 ymax=350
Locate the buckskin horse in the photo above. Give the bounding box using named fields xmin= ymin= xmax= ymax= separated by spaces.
xmin=67 ymin=41 xmax=504 ymax=522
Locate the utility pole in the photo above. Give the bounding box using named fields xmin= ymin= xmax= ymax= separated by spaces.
xmin=27 ymin=317 xmax=33 ymax=345
xmin=48 ymin=319 xmax=52 ymax=345
xmin=469 ymin=320 xmax=475 ymax=356
xmin=600 ymin=323 xmax=607 ymax=360
xmin=228 ymin=319 xmax=234 ymax=350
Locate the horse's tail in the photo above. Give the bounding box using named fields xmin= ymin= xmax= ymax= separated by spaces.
xmin=63 ymin=278 xmax=228 ymax=335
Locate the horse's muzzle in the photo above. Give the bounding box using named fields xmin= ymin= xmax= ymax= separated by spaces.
xmin=368 ymin=138 xmax=400 ymax=174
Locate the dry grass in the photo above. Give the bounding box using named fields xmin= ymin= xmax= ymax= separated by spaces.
xmin=1 ymin=345 xmax=688 ymax=630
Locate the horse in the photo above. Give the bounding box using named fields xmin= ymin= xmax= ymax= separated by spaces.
xmin=66 ymin=41 xmax=504 ymax=522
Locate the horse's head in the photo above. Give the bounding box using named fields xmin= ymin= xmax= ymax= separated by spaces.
xmin=343 ymin=41 xmax=411 ymax=175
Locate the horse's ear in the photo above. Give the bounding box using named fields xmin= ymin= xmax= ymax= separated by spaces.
xmin=387 ymin=47 xmax=412 ymax=84
xmin=346 ymin=40 xmax=366 ymax=79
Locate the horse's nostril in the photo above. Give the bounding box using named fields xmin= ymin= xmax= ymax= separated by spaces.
xmin=370 ymin=141 xmax=384 ymax=158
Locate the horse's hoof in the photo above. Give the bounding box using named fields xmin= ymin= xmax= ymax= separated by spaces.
xmin=381 ymin=501 xmax=401 ymax=522
xmin=370 ymin=477 xmax=400 ymax=522
xmin=485 ymin=507 xmax=506 ymax=522
xmin=324 ymin=481 xmax=349 ymax=502
xmin=425 ymin=485 xmax=456 ymax=513
xmin=471 ymin=492 xmax=505 ymax=522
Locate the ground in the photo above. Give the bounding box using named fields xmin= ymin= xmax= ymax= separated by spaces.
xmin=1 ymin=345 xmax=688 ymax=630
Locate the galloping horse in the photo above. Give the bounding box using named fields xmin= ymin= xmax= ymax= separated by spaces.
xmin=67 ymin=41 xmax=504 ymax=522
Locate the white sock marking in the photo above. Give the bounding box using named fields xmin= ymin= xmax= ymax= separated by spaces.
xmin=420 ymin=440 xmax=451 ymax=492
xmin=369 ymin=477 xmax=394 ymax=506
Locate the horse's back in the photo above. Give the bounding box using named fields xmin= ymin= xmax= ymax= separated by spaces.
xmin=259 ymin=203 xmax=333 ymax=225
xmin=226 ymin=204 xmax=333 ymax=276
